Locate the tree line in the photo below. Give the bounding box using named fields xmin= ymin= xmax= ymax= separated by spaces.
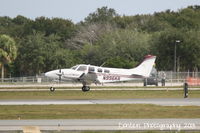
xmin=0 ymin=5 xmax=200 ymax=77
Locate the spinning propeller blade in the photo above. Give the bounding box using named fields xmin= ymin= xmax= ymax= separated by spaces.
xmin=59 ymin=69 xmax=62 ymax=82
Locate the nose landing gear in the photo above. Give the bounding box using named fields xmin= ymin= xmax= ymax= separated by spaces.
xmin=50 ymin=87 xmax=56 ymax=92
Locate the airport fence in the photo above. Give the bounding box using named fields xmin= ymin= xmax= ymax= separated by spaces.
xmin=0 ymin=71 xmax=200 ymax=85
xmin=163 ymin=71 xmax=200 ymax=83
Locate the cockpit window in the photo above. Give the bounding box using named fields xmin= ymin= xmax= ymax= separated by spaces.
xmin=71 ymin=65 xmax=78 ymax=70
xmin=77 ymin=65 xmax=87 ymax=71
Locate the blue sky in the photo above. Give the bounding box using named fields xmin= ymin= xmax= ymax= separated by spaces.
xmin=0 ymin=0 xmax=200 ymax=23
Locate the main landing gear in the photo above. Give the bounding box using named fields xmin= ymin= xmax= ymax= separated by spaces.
xmin=82 ymin=86 xmax=90 ymax=92
xmin=49 ymin=86 xmax=90 ymax=92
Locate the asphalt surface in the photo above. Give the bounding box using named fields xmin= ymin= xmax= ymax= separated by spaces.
xmin=0 ymin=119 xmax=199 ymax=130
xmin=1 ymin=88 xmax=200 ymax=91
xmin=0 ymin=98 xmax=200 ymax=106
xmin=0 ymin=82 xmax=199 ymax=91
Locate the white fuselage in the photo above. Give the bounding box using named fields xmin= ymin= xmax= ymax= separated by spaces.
xmin=45 ymin=64 xmax=140 ymax=84
xmin=45 ymin=55 xmax=156 ymax=86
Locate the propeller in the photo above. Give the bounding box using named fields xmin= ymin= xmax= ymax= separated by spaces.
xmin=56 ymin=69 xmax=62 ymax=82
xmin=59 ymin=69 xmax=62 ymax=82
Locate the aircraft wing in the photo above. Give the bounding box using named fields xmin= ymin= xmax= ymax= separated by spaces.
xmin=78 ymin=72 xmax=100 ymax=85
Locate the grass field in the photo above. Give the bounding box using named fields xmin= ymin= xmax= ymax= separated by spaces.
xmin=0 ymin=104 xmax=199 ymax=119
xmin=0 ymin=90 xmax=199 ymax=99
xmin=0 ymin=90 xmax=199 ymax=120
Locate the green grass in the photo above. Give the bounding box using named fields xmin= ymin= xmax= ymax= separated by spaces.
xmin=0 ymin=104 xmax=199 ymax=119
xmin=0 ymin=90 xmax=199 ymax=120
xmin=0 ymin=90 xmax=199 ymax=99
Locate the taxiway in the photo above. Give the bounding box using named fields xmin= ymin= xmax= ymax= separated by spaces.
xmin=0 ymin=98 xmax=199 ymax=106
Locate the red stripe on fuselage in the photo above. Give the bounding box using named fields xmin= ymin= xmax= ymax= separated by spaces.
xmin=94 ymin=73 xmax=144 ymax=79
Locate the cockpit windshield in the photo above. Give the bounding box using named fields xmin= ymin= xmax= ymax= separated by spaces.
xmin=71 ymin=65 xmax=78 ymax=70
xmin=77 ymin=65 xmax=87 ymax=71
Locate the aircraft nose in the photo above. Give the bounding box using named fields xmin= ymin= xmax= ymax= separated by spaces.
xmin=45 ymin=71 xmax=51 ymax=77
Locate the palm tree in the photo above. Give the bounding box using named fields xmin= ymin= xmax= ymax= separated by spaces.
xmin=0 ymin=35 xmax=17 ymax=82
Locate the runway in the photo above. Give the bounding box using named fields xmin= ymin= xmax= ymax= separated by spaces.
xmin=0 ymin=98 xmax=200 ymax=106
xmin=0 ymin=87 xmax=200 ymax=91
xmin=0 ymin=119 xmax=199 ymax=130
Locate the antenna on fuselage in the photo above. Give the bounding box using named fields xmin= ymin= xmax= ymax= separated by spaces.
xmin=100 ymin=62 xmax=106 ymax=67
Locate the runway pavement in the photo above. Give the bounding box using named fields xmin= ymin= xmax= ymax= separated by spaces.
xmin=0 ymin=119 xmax=200 ymax=130
xmin=0 ymin=87 xmax=200 ymax=91
xmin=0 ymin=82 xmax=199 ymax=91
xmin=0 ymin=98 xmax=200 ymax=106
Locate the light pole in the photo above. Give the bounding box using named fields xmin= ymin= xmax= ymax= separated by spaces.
xmin=174 ymin=40 xmax=180 ymax=72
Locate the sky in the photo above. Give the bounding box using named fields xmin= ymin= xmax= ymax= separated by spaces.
xmin=0 ymin=0 xmax=200 ymax=23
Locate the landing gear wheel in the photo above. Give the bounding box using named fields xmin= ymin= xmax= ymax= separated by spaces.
xmin=82 ymin=86 xmax=90 ymax=92
xmin=50 ymin=87 xmax=55 ymax=92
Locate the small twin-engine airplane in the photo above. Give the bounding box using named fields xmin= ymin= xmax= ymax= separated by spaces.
xmin=45 ymin=55 xmax=156 ymax=92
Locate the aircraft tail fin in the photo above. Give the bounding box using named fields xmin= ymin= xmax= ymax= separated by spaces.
xmin=130 ymin=55 xmax=156 ymax=78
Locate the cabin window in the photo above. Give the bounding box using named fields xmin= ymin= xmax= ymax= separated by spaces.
xmin=104 ymin=69 xmax=110 ymax=73
xmin=71 ymin=65 xmax=78 ymax=70
xmin=77 ymin=66 xmax=87 ymax=71
xmin=89 ymin=67 xmax=95 ymax=72
xmin=98 ymin=68 xmax=102 ymax=73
